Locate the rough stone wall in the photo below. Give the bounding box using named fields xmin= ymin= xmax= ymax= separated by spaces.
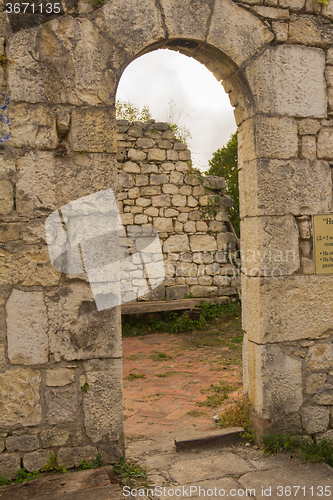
xmin=1 ymin=0 xmax=333 ymax=470
xmin=116 ymin=119 xmax=239 ymax=302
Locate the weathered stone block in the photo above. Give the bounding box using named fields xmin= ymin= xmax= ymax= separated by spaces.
xmin=272 ymin=21 xmax=288 ymax=42
xmin=148 ymin=149 xmax=166 ymax=162
xmin=41 ymin=429 xmax=71 ymax=448
xmin=150 ymin=174 xmax=169 ymax=185
xmin=170 ymin=171 xmax=184 ymax=185
xmin=16 ymin=151 xmax=117 ymax=216
xmin=6 ymin=435 xmax=39 ymax=452
xmin=217 ymin=233 xmax=237 ymax=251
xmin=123 ymin=161 xmax=140 ymax=173
xmin=244 ymin=339 xmax=303 ymax=419
xmin=46 ymin=283 xmax=121 ymax=362
xmin=153 ymin=218 xmax=173 ymax=232
xmin=301 ymin=407 xmax=330 ymax=434
xmin=6 ymin=290 xmax=48 ymax=365
xmin=208 ymin=0 xmax=273 ymax=69
xmin=307 ymin=344 xmax=333 ymax=371
xmin=244 ymin=46 xmax=326 ymax=118
xmin=298 ymin=118 xmax=321 ymax=135
xmin=288 ymin=16 xmax=333 ymax=47
xmin=238 ymin=115 xmax=298 ymax=163
xmin=0 ymin=454 xmax=21 ymax=479
xmin=152 ymin=195 xmax=170 ymax=207
xmin=190 ymin=235 xmax=217 ymax=252
xmin=301 ymin=135 xmax=316 ymax=160
xmin=0 ymin=368 xmax=42 ymax=428
xmin=239 ymin=159 xmax=332 ymax=217
xmin=242 ymin=274 xmax=333 ymax=343
xmin=128 ymin=149 xmax=146 ymax=161
xmin=171 ymin=194 xmax=187 ymax=207
xmin=189 ymin=285 xmax=218 ymax=297
xmin=240 ymin=216 xmax=300 ymax=276
xmin=163 ymin=235 xmax=190 ymax=253
xmin=70 ymin=108 xmax=116 ymax=153
xmin=162 ymin=184 xmax=179 ymax=195
xmin=57 ymin=445 xmax=98 ymax=468
xmin=46 ymin=369 xmax=75 ymax=387
xmin=8 ymin=18 xmax=117 ymax=105
xmin=83 ymin=359 xmax=123 ymax=444
xmin=166 ymin=285 xmax=189 ymax=300
xmin=0 ymin=180 xmax=13 ymax=215
xmin=8 ymin=104 xmax=58 ymax=149
xmin=45 ymin=386 xmax=78 ymax=424
xmin=305 ymin=373 xmax=327 ymax=394
xmin=317 ymin=128 xmax=333 ymax=159
xmin=23 ymin=450 xmax=51 ymax=472
xmin=93 ymin=0 xmax=165 ymax=57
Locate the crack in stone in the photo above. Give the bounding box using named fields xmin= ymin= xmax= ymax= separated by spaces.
xmin=154 ymin=0 xmax=169 ymax=39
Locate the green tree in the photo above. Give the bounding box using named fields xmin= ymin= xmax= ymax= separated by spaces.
xmin=205 ymin=131 xmax=239 ymax=237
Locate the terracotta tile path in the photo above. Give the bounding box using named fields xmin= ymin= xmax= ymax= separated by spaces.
xmin=122 ymin=333 xmax=243 ymax=438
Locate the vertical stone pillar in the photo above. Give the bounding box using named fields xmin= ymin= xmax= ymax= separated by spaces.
xmin=240 ymin=45 xmax=333 ymax=436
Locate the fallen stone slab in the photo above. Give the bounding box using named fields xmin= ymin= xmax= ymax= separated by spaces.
xmin=174 ymin=427 xmax=246 ymax=451
xmin=0 ymin=468 xmax=123 ymax=500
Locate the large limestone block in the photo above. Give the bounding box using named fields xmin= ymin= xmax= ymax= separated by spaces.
xmin=240 ymin=216 xmax=300 ymax=276
xmin=242 ymin=274 xmax=333 ymax=343
xmin=92 ymin=0 xmax=165 ymax=57
xmin=244 ymin=45 xmax=326 ymax=118
xmin=45 ymin=386 xmax=78 ymax=424
xmin=159 ymin=0 xmax=213 ymax=40
xmin=83 ymin=359 xmax=123 ymax=444
xmin=8 ymin=17 xmax=116 ymax=105
xmin=238 ymin=115 xmax=298 ymax=164
xmin=0 ymin=246 xmax=61 ymax=287
xmin=8 ymin=104 xmax=57 ymax=149
xmin=6 ymin=290 xmax=48 ymax=365
xmin=16 ymin=151 xmax=117 ymax=216
xmin=45 ymin=283 xmax=121 ymax=361
xmin=207 ymin=0 xmax=274 ymax=68
xmin=239 ymin=159 xmax=332 ymax=217
xmin=70 ymin=108 xmax=116 ymax=153
xmin=243 ymin=338 xmax=303 ymax=419
xmin=0 ymin=368 xmax=42 ymax=428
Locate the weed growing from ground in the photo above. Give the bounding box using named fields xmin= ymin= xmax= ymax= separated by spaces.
xmin=217 ymin=396 xmax=256 ymax=443
xmin=149 ymin=351 xmax=173 ymax=361
xmin=124 ymin=373 xmax=146 ymax=381
xmin=261 ymin=434 xmax=301 ymax=455
xmin=113 ymin=456 xmax=147 ymax=487
xmin=261 ymin=434 xmax=333 ymax=468
xmin=197 ymin=383 xmax=237 ymax=408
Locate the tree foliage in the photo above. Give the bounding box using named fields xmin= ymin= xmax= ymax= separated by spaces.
xmin=205 ymin=131 xmax=239 ymax=237
xmin=116 ymin=100 xmax=152 ymax=123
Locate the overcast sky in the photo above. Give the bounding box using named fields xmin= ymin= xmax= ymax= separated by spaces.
xmin=116 ymin=49 xmax=236 ymax=172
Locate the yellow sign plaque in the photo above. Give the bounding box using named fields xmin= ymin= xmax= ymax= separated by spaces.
xmin=313 ymin=214 xmax=333 ymax=274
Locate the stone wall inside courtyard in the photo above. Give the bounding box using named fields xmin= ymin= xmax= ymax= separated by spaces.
xmin=116 ymin=119 xmax=239 ymax=302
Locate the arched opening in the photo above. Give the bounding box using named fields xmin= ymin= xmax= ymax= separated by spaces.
xmin=116 ymin=41 xmax=251 ymax=439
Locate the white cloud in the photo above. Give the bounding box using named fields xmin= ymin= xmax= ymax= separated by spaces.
xmin=116 ymin=49 xmax=236 ymax=170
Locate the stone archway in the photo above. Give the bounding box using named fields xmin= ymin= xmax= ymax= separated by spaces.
xmin=1 ymin=0 xmax=332 ymax=471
